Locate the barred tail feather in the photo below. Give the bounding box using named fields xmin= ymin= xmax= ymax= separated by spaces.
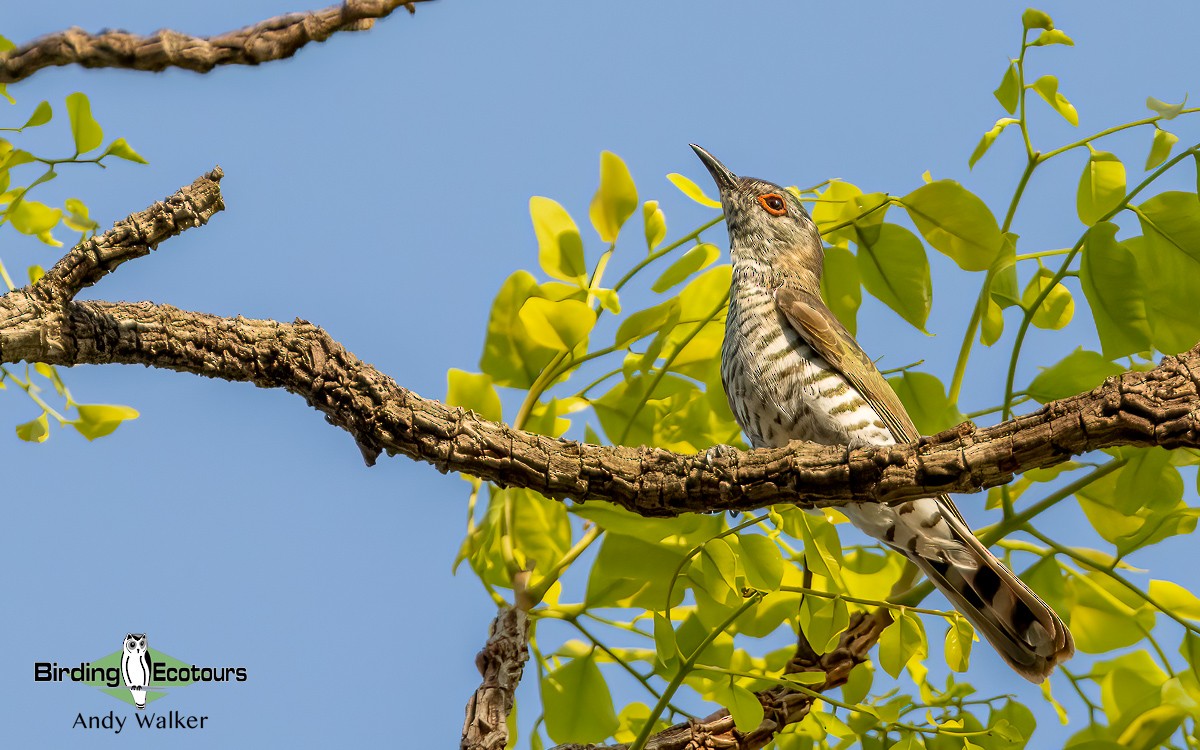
xmin=844 ymin=495 xmax=1073 ymax=683
xmin=906 ymin=503 xmax=1072 ymax=683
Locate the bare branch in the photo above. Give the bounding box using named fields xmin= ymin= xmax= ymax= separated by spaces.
xmin=2 ymin=173 xmax=1199 ymax=516
xmin=0 ymin=1 xmax=433 ymax=84
xmin=461 ymin=606 xmax=530 ymax=750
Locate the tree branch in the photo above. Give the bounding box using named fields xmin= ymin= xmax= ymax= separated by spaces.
xmin=0 ymin=0 xmax=433 ymax=84
xmin=2 ymin=170 xmax=1200 ymax=515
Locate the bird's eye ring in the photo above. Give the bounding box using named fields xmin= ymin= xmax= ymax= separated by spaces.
xmin=758 ymin=193 xmax=787 ymax=216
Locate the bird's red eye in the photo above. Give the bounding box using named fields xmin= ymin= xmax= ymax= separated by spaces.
xmin=758 ymin=193 xmax=787 ymax=216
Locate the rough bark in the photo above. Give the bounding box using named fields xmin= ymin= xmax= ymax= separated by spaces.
xmin=2 ymin=174 xmax=1196 ymax=514
xmin=3 ymin=171 xmax=1199 ymax=750
xmin=0 ymin=0 xmax=432 ymax=84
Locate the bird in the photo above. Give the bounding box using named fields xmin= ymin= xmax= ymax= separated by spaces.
xmin=691 ymin=144 xmax=1073 ymax=682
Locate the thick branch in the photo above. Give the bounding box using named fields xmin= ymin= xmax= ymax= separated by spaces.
xmin=461 ymin=606 xmax=530 ymax=750
xmin=2 ymin=173 xmax=1199 ymax=514
xmin=0 ymin=0 xmax=431 ymax=84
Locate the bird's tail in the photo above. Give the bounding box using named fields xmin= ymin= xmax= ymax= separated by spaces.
xmin=845 ymin=496 xmax=1074 ymax=683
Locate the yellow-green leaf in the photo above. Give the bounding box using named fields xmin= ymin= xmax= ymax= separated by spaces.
xmin=541 ymin=654 xmax=619 ymax=743
xmin=614 ymin=298 xmax=680 ymax=348
xmin=7 ymin=199 xmax=62 ymax=238
xmin=1147 ymin=95 xmax=1187 ymax=121
xmin=445 ymin=369 xmax=502 ymax=422
xmin=712 ymin=679 xmax=764 ymax=733
xmin=71 ymin=404 xmax=139 ymax=441
xmin=1030 ymin=75 xmax=1079 ymax=126
xmin=1077 ymin=149 xmax=1126 ymax=225
xmin=994 ymin=63 xmax=1020 ymax=114
xmin=651 ymin=243 xmax=719 ymax=293
xmin=643 ymin=200 xmax=666 ymax=251
xmin=518 ymin=297 xmax=595 ymax=351
xmin=969 ymin=117 xmax=1018 ymax=168
xmin=1022 ymin=8 xmax=1054 ymax=30
xmin=16 ymin=413 xmax=50 ymax=443
xmin=1134 ymin=192 xmax=1200 ymax=353
xmin=100 ymin=137 xmax=148 ymax=164
xmin=738 ymin=533 xmax=783 ymax=592
xmin=589 ymin=151 xmax=638 ymax=243
xmin=1021 ymin=267 xmax=1074 ymax=330
xmin=1030 ymin=28 xmax=1074 ymax=46
xmin=855 ymin=222 xmax=931 ymax=332
xmin=902 ymin=180 xmax=1004 ymax=271
xmin=1026 ymin=347 xmax=1121 ymax=403
xmin=65 ymin=92 xmax=104 ymax=154
xmin=888 ymin=371 xmax=965 ymax=435
xmin=944 ymin=616 xmax=975 ymax=672
xmin=879 ymin=610 xmax=927 ymax=678
xmin=1148 ymin=579 xmax=1200 ymax=620
xmin=530 ymin=197 xmax=586 ymax=283
xmin=63 ymin=197 xmax=98 ymax=232
xmin=667 ymin=173 xmax=721 ymax=208
xmin=820 ymin=244 xmax=860 ymax=335
xmin=21 ymin=101 xmax=52 ymax=130
xmin=1080 ymin=222 xmax=1152 ymax=358
xmin=800 ymin=594 xmax=850 ymax=653
xmin=1145 ymin=128 xmax=1179 ymax=170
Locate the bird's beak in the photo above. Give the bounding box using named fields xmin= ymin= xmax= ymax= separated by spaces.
xmin=690 ymin=144 xmax=737 ymax=193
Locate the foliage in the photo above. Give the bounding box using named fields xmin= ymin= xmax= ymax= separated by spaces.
xmin=445 ymin=10 xmax=1200 ymax=749
xmin=0 ymin=62 xmax=146 ymax=442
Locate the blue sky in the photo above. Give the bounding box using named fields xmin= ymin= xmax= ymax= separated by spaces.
xmin=2 ymin=1 xmax=1199 ymax=746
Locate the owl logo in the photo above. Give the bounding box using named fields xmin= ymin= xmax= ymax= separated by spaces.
xmin=120 ymin=634 xmax=152 ymax=710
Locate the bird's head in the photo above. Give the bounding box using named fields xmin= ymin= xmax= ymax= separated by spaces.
xmin=691 ymin=144 xmax=824 ymax=288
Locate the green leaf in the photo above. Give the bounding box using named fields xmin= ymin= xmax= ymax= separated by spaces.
xmin=878 ymin=610 xmax=927 ymax=679
xmin=21 ymin=101 xmax=52 ymax=130
xmin=1077 ymin=149 xmax=1126 ymax=225
xmin=1069 ymin=571 xmax=1155 ymax=653
xmin=0 ymin=34 xmax=13 ymax=53
xmin=653 ymin=614 xmax=679 ymax=672
xmin=902 ymin=180 xmax=1004 ymax=271
xmin=614 ymin=298 xmax=680 ymax=348
xmin=1117 ymin=706 xmax=1186 ymax=750
xmin=1021 ymin=267 xmax=1074 ymax=329
xmin=100 ymin=137 xmax=148 ymax=164
xmin=796 ymin=511 xmax=844 ymax=584
xmin=71 ymin=404 xmax=139 ymax=440
xmin=65 ymin=92 xmax=104 ymax=155
xmin=1135 ymin=192 xmax=1200 ymax=353
xmin=1030 ymin=28 xmax=1074 ymax=46
xmin=841 ymin=662 xmax=873 ymax=706
xmin=695 ymin=537 xmax=738 ymax=603
xmin=969 ymin=117 xmax=1018 ymax=168
xmin=994 ymin=64 xmax=1020 ymax=114
xmin=1080 ymin=222 xmax=1152 ymax=358
xmin=1022 ymin=8 xmax=1054 ymax=30
xmin=800 ymin=594 xmax=850 ymax=653
xmin=1147 ymin=95 xmax=1187 ymax=121
xmin=530 ymin=197 xmax=587 ymax=283
xmin=518 ymin=297 xmax=596 ymax=351
xmin=1030 ymin=75 xmax=1079 ymax=126
xmin=738 ymin=533 xmax=783 ymax=592
xmin=480 ymin=271 xmax=560 ymax=388
xmin=855 ymin=222 xmax=931 ymax=332
xmin=944 ymin=616 xmax=975 ymax=673
xmin=593 ymin=288 xmax=620 ymax=314
xmin=1025 ymin=348 xmax=1122 ymax=403
xmin=820 ymin=244 xmax=860 ymax=335
xmin=590 ymin=151 xmax=638 ymax=243
xmin=1182 ymin=631 xmax=1200 ymax=684
xmin=1145 ymin=128 xmax=1179 ymax=170
xmin=15 ymin=413 xmax=50 ymax=443
xmin=1148 ymin=579 xmax=1200 ymax=620
xmin=62 ymin=197 xmax=98 ymax=232
xmin=887 ymin=371 xmax=965 ymax=435
xmin=667 ymin=173 xmax=722 ymax=208
xmin=712 ymin=678 xmax=764 ymax=733
xmin=1114 ymin=447 xmax=1182 ymax=514
xmin=651 ymin=243 xmax=719 ymax=293
xmin=812 ymin=180 xmax=863 ymax=245
xmin=643 ymin=200 xmax=666 ymax=251
xmin=445 ymin=369 xmax=502 ymax=422
xmin=7 ymin=199 xmax=62 ymax=238
xmin=541 ymin=654 xmax=619 ymax=743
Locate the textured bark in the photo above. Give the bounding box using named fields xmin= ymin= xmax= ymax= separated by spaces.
xmin=3 ymin=172 xmax=1200 ymax=517
xmin=3 ymin=171 xmax=1200 ymax=750
xmin=461 ymin=606 xmax=531 ymax=750
xmin=0 ymin=1 xmax=431 ymax=84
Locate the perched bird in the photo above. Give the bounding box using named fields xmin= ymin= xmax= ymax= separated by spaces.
xmin=691 ymin=145 xmax=1073 ymax=682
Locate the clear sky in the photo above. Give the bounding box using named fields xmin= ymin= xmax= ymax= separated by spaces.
xmin=2 ymin=1 xmax=1199 ymax=747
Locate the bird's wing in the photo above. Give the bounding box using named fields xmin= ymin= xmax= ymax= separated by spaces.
xmin=774 ymin=285 xmax=918 ymax=442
